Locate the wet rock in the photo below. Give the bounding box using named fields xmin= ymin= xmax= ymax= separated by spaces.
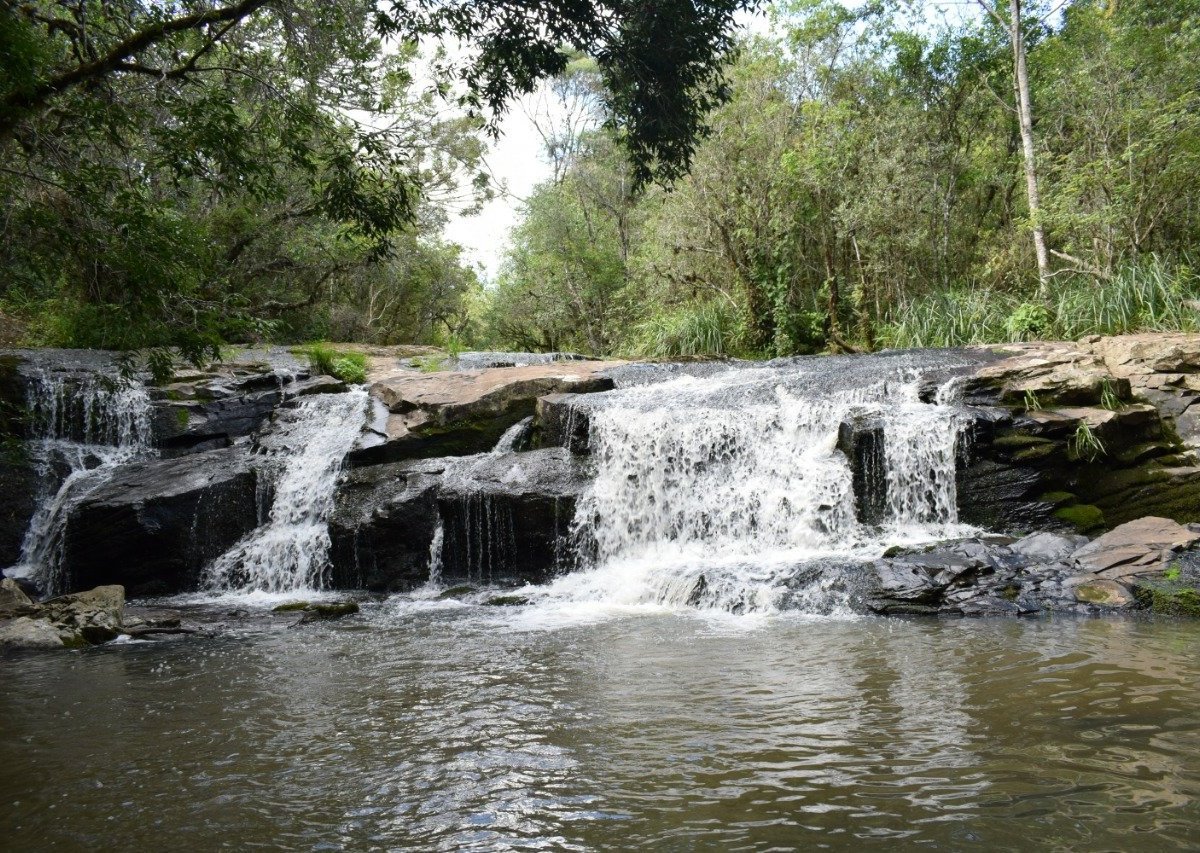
xmin=60 ymin=447 xmax=259 ymax=595
xmin=535 ymin=393 xmax=592 ymax=453
xmin=1131 ymin=576 xmax=1200 ymax=615
xmin=328 ymin=459 xmax=443 ymax=591
xmin=837 ymin=414 xmax=887 ymax=526
xmin=438 ymin=449 xmax=588 ymax=585
xmin=298 ymin=601 xmax=359 ymax=622
xmin=1071 ymin=516 xmax=1200 ymax=580
xmin=353 ymin=361 xmax=621 ymax=463
xmin=485 ymin=594 xmax=530 ymax=606
xmin=0 ymin=457 xmax=39 ymax=567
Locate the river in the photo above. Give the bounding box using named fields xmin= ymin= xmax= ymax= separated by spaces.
xmin=3 ymin=602 xmax=1198 ymax=850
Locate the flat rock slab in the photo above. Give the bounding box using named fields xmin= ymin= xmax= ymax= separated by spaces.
xmin=357 ymin=361 xmax=623 ymax=462
xmin=1072 ymin=516 xmax=1200 ymax=579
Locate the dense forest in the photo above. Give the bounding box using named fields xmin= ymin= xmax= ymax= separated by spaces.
xmin=2 ymin=0 xmax=1198 ymax=363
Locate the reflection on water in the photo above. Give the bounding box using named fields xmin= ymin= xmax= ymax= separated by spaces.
xmin=2 ymin=608 xmax=1199 ymax=850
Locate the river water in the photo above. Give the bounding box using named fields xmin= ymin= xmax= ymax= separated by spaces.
xmin=3 ymin=603 xmax=1198 ymax=851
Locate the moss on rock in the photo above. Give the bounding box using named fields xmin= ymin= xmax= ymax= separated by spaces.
xmin=1054 ymin=503 xmax=1106 ymax=533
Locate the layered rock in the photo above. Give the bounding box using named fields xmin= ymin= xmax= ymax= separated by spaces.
xmin=352 ymin=360 xmax=621 ymax=463
xmin=865 ymin=516 xmax=1200 ymax=616
xmin=60 ymin=447 xmax=260 ymax=596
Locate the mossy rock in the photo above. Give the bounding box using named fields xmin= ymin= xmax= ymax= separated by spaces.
xmin=485 ymin=595 xmax=530 ymax=607
xmin=298 ymin=601 xmax=360 ymax=622
xmin=1013 ymin=443 xmax=1060 ymax=462
xmin=438 ymin=584 xmax=476 ymax=600
xmin=1054 ymin=503 xmax=1105 ymax=534
xmin=272 ymin=600 xmax=311 ymax=612
xmin=1133 ymin=578 xmax=1200 ymax=616
xmin=1039 ymin=491 xmax=1077 ymax=507
xmin=993 ymin=433 xmax=1056 ymax=449
xmin=1114 ymin=441 xmax=1175 ymax=466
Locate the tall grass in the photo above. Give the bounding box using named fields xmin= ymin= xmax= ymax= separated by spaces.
xmin=624 ymin=300 xmax=741 ymax=358
xmin=879 ymin=257 xmax=1200 ymax=349
xmin=300 ymin=342 xmax=368 ymax=384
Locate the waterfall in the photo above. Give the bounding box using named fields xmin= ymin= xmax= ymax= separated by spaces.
xmin=204 ymin=389 xmax=367 ymax=594
xmin=539 ymin=355 xmax=976 ymax=614
xmin=12 ymin=370 xmax=153 ymax=594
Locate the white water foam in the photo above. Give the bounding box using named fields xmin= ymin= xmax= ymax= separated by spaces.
xmin=527 ymin=361 xmax=975 ymax=616
xmin=203 ymin=389 xmax=367 ymax=594
xmin=9 ymin=369 xmax=153 ymax=594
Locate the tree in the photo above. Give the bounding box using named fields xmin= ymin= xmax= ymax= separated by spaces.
xmin=977 ymin=0 xmax=1051 ymax=295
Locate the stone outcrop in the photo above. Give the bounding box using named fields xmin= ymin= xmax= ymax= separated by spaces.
xmin=865 ymin=517 xmax=1200 ymax=616
xmin=329 ymin=449 xmax=589 ymax=590
xmin=60 ymin=447 xmax=260 ymax=596
xmin=352 ymin=361 xmax=622 ymax=463
xmin=955 ymin=335 xmax=1200 ymax=534
xmin=0 ymin=583 xmax=126 ymax=649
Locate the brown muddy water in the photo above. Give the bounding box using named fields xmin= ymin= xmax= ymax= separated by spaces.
xmin=2 ymin=603 xmax=1199 ymax=851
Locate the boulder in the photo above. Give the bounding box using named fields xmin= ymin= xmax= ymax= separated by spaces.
xmin=59 ymin=447 xmax=259 ymax=595
xmin=328 ymin=459 xmax=443 ymax=591
xmin=1069 ymin=577 xmax=1135 ymax=607
xmin=0 ymin=616 xmax=64 ymax=649
xmin=353 ymin=361 xmax=621 ymax=463
xmin=0 ymin=577 xmax=33 ymax=615
xmin=39 ymin=585 xmax=125 ymax=644
xmin=968 ymin=343 xmax=1123 ymax=407
xmin=1071 ymin=516 xmax=1200 ymax=580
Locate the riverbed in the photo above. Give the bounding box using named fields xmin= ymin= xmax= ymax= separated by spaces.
xmin=3 ymin=602 xmax=1198 ymax=850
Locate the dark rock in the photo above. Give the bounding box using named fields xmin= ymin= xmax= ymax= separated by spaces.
xmin=535 ymin=393 xmax=592 ymax=453
xmin=60 ymin=448 xmax=259 ymax=595
xmin=0 ymin=459 xmax=39 ymax=569
xmin=837 ymin=414 xmax=887 ymax=526
xmin=328 ymin=459 xmax=444 ymax=591
xmin=438 ymin=449 xmax=588 ymax=585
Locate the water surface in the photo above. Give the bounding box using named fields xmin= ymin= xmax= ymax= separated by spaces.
xmin=3 ymin=605 xmax=1198 ymax=850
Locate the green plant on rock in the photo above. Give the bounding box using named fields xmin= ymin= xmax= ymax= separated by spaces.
xmin=1165 ymin=562 xmax=1182 ymax=581
xmin=302 ymin=343 xmax=367 ymax=384
xmin=1069 ymin=421 xmax=1106 ymax=461
xmin=1100 ymin=379 xmax=1124 ymax=411
xmin=1023 ymin=390 xmax=1043 ymax=412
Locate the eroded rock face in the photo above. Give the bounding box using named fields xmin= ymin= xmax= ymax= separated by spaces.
xmin=60 ymin=447 xmax=259 ymax=596
xmin=865 ymin=517 xmax=1200 ymax=617
xmin=353 ymin=361 xmax=622 ymax=464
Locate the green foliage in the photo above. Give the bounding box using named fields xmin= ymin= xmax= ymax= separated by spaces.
xmin=1165 ymin=563 xmax=1183 ymax=581
xmin=1005 ymin=303 xmax=1052 ymax=341
xmin=1023 ymin=390 xmax=1043 ymax=412
xmin=301 ymin=344 xmax=366 ymax=384
xmin=1100 ymin=379 xmax=1123 ymax=412
xmin=625 ymin=301 xmax=742 ymax=358
xmin=1069 ymin=421 xmax=1106 ymax=462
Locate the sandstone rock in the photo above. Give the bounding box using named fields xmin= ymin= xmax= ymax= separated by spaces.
xmin=60 ymin=447 xmax=259 ymax=595
xmin=1092 ymin=332 xmax=1200 ymax=378
xmin=0 ymin=577 xmax=32 ymax=615
xmin=355 ymin=361 xmax=621 ymax=463
xmin=971 ymin=343 xmax=1122 ymax=406
xmin=40 ymin=585 xmax=125 ymax=644
xmin=1072 ymin=516 xmax=1200 ymax=580
xmin=1069 ymin=577 xmax=1135 ymax=607
xmin=0 ymin=616 xmax=64 ymax=649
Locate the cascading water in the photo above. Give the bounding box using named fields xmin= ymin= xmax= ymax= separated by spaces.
xmin=11 ymin=369 xmax=153 ymax=594
xmin=204 ymin=389 xmax=367 ymax=594
xmin=538 ymin=353 xmax=981 ymax=614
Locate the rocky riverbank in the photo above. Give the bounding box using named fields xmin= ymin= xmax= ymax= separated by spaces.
xmin=3 ymin=334 xmax=1200 ymax=647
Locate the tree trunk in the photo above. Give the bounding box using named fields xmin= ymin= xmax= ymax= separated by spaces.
xmin=1009 ymin=0 xmax=1052 ymax=298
